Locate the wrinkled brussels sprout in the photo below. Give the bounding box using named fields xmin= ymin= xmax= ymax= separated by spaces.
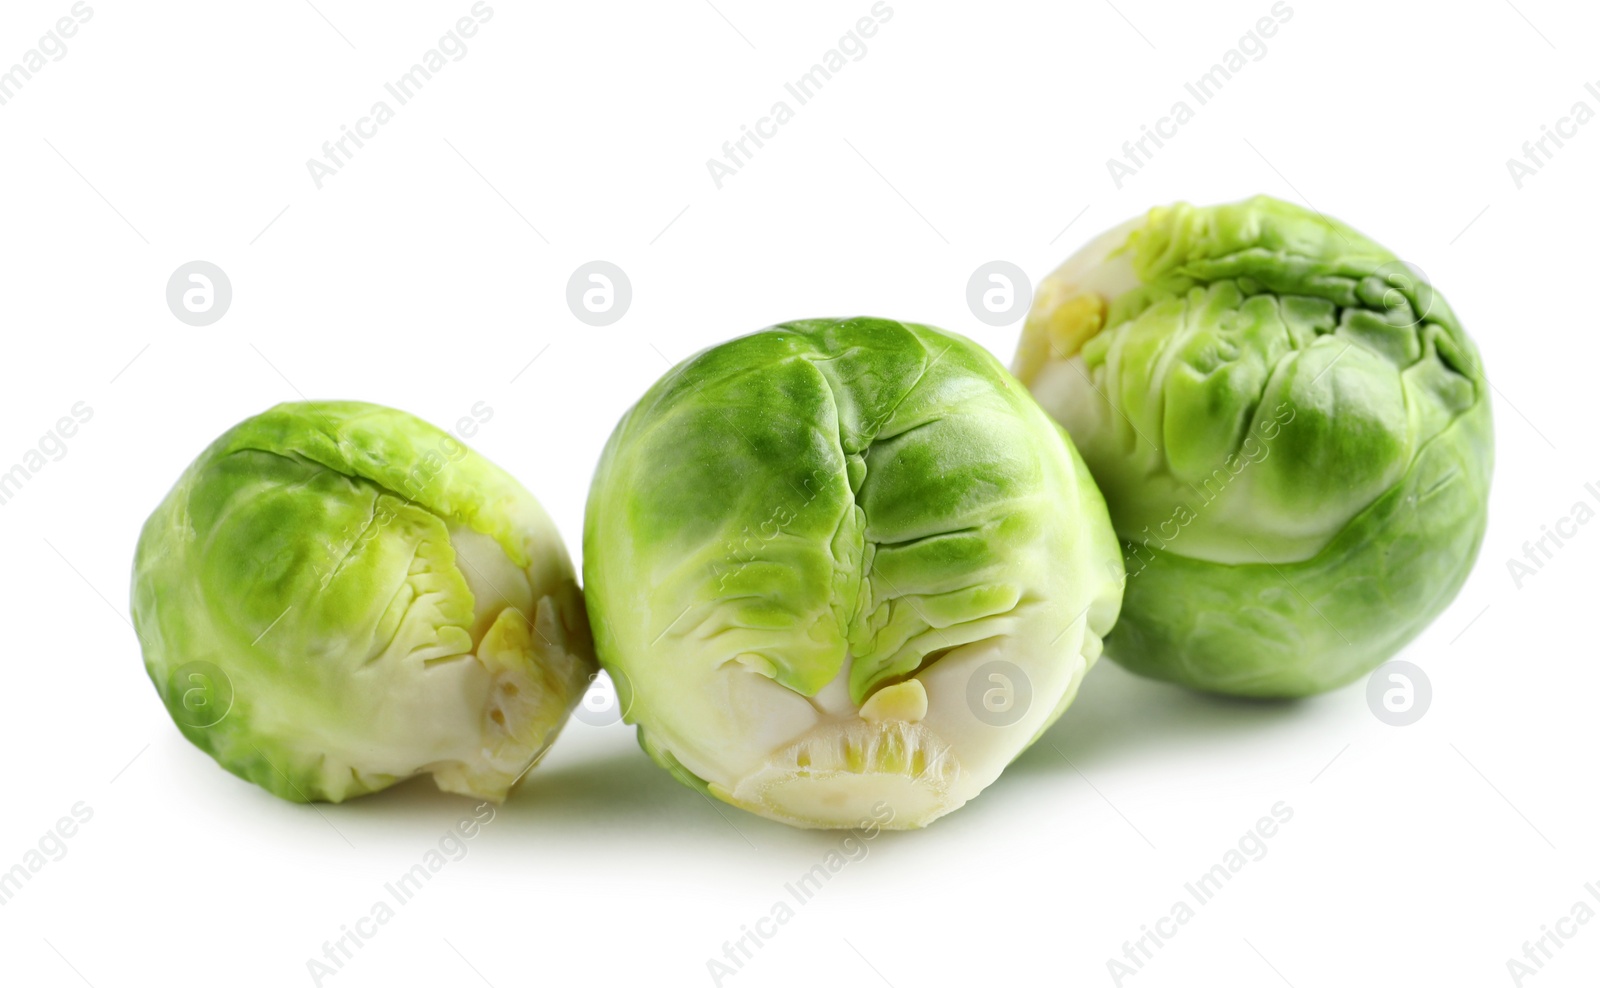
xmin=584 ymin=317 xmax=1124 ymax=829
xmin=132 ymin=401 xmax=595 ymax=803
xmin=1015 ymin=196 xmax=1493 ymax=697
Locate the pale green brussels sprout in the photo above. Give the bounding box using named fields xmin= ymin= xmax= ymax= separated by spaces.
xmin=131 ymin=401 xmax=595 ymax=803
xmin=1015 ymin=196 xmax=1493 ymax=698
xmin=584 ymin=318 xmax=1124 ymax=830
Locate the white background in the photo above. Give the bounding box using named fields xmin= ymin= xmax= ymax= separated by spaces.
xmin=1 ymin=1 xmax=1596 ymax=986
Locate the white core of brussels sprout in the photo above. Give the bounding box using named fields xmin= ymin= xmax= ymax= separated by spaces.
xmin=1038 ymin=217 xmax=1145 ymax=305
xmin=290 ymin=526 xmax=585 ymax=801
xmin=452 ymin=526 xmax=537 ymax=638
xmin=1011 ymin=218 xmax=1142 ymax=391
xmin=635 ymin=598 xmax=1110 ymax=831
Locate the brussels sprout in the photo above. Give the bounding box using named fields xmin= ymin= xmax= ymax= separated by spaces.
xmin=131 ymin=401 xmax=595 ymax=803
xmin=584 ymin=318 xmax=1124 ymax=829
xmin=1015 ymin=196 xmax=1493 ymax=698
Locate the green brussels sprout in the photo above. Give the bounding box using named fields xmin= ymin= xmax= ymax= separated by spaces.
xmin=1014 ymin=196 xmax=1493 ymax=698
xmin=584 ymin=318 xmax=1124 ymax=830
xmin=131 ymin=401 xmax=595 ymax=803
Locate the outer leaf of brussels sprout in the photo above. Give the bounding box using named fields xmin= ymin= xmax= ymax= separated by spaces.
xmin=585 ymin=318 xmax=1123 ymax=829
xmin=1113 ymin=399 xmax=1490 ymax=695
xmin=132 ymin=401 xmax=595 ymax=802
